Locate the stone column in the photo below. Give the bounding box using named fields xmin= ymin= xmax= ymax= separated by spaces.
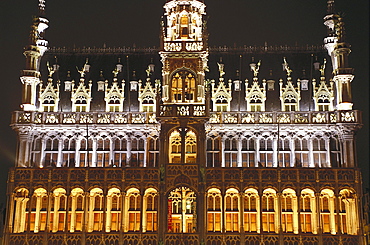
xmin=57 ymin=139 xmax=63 ymax=167
xmin=237 ymin=137 xmax=242 ymax=167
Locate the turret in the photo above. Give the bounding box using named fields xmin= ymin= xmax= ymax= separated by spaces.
xmin=323 ymin=0 xmax=354 ymax=110
xmin=20 ymin=0 xmax=49 ymax=111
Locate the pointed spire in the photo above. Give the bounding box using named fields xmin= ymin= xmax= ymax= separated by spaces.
xmin=39 ymin=0 xmax=46 ymax=16
xmin=327 ymin=0 xmax=335 ymax=15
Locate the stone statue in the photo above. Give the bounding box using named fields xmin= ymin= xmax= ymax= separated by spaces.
xmin=251 ymin=60 xmax=261 ymax=77
xmin=217 ymin=62 xmax=225 ymax=78
xmin=283 ymin=57 xmax=293 ymax=77
xmin=319 ymin=58 xmax=327 ymax=77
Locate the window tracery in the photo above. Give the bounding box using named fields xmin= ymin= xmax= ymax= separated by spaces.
xmin=313 ymin=77 xmax=334 ymax=111
xmin=207 ymin=188 xmax=222 ymax=232
xmin=71 ymin=80 xmax=92 ymax=112
xmin=225 ymin=188 xmax=239 ymax=232
xmin=105 ymin=79 xmax=125 ymax=112
xmin=125 ymin=188 xmax=141 ymax=232
xmin=106 ymin=188 xmax=121 ymax=232
xmin=280 ymin=79 xmax=301 ymax=111
xmin=281 ymin=188 xmax=298 ymax=233
xmin=244 ymin=188 xmax=259 ymax=233
xmin=300 ymin=189 xmax=317 ymax=234
xmin=68 ymin=188 xmax=84 ymax=232
xmin=320 ymin=189 xmax=336 ymax=234
xmin=50 ymin=188 xmax=67 ymax=232
xmin=262 ymin=188 xmax=277 ymax=233
xmin=143 ymin=188 xmax=158 ymax=232
xmin=245 ymin=79 xmax=266 ymax=112
xmin=39 ymin=80 xmax=59 ymax=112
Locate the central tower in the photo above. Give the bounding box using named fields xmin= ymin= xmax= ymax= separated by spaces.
xmin=160 ymin=0 xmax=208 ymax=105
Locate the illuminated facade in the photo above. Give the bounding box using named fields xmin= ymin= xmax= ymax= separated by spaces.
xmin=4 ymin=0 xmax=366 ymax=245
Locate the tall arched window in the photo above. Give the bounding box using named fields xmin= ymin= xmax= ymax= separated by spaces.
xmin=143 ymin=188 xmax=158 ymax=232
xmin=50 ymin=188 xmax=67 ymax=232
xmin=125 ymin=188 xmax=141 ymax=232
xmin=262 ymin=188 xmax=277 ymax=233
xmin=300 ymin=189 xmax=317 ymax=234
xmin=106 ymin=188 xmax=121 ymax=232
xmin=88 ymin=188 xmax=104 ymax=232
xmin=206 ymin=136 xmax=221 ymax=167
xmin=244 ymin=188 xmax=259 ymax=233
xmin=68 ymin=188 xmax=84 ymax=232
xmin=320 ymin=189 xmax=336 ymax=234
xmin=169 ymin=129 xmax=197 ymax=164
xmin=171 ymin=71 xmax=196 ymax=103
xmin=13 ymin=188 xmax=29 ymax=233
xmin=168 ymin=187 xmax=196 ymax=233
xmin=281 ymin=188 xmax=298 ymax=233
xmin=28 ymin=188 xmax=48 ymax=233
xmin=207 ymin=188 xmax=222 ymax=232
xmin=225 ymin=188 xmax=239 ymax=232
xmin=339 ymin=189 xmax=358 ymax=235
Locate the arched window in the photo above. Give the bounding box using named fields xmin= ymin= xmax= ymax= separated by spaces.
xmin=281 ymin=188 xmax=298 ymax=233
xmin=68 ymin=188 xmax=84 ymax=232
xmin=106 ymin=188 xmax=121 ymax=232
xmin=317 ymin=94 xmax=330 ymax=111
xmin=262 ymin=188 xmax=277 ymax=233
xmin=294 ymin=138 xmax=309 ymax=167
xmin=206 ymin=136 xmax=221 ymax=167
xmin=168 ymin=187 xmax=196 ymax=233
xmin=143 ymin=188 xmax=158 ymax=232
xmin=96 ymin=138 xmax=110 ymax=167
xmin=88 ymin=188 xmax=104 ymax=232
xmin=283 ymin=93 xmax=298 ymax=111
xmin=13 ymin=188 xmax=29 ymax=233
xmin=312 ymin=137 xmax=327 ymax=167
xmin=169 ymin=129 xmax=197 ymax=164
xmin=50 ymin=188 xmax=67 ymax=232
xmin=339 ymin=189 xmax=358 ymax=235
xmin=244 ymin=188 xmax=259 ymax=233
xmin=28 ymin=188 xmax=48 ymax=233
xmin=224 ymin=137 xmax=237 ymax=167
xmin=63 ymin=137 xmax=76 ymax=167
xmin=113 ymin=137 xmax=127 ymax=167
xmin=320 ymin=189 xmax=336 ymax=234
xmin=207 ymin=188 xmax=222 ymax=232
xmin=225 ymin=188 xmax=239 ymax=232
xmin=241 ymin=138 xmax=255 ymax=167
xmin=300 ymin=189 xmax=317 ymax=234
xmin=148 ymin=137 xmax=159 ymax=167
xmin=75 ymin=95 xmax=88 ymax=112
xmin=260 ymin=138 xmax=273 ymax=167
xmin=171 ymin=71 xmax=196 ymax=103
xmin=44 ymin=137 xmax=59 ymax=167
xmin=125 ymin=188 xmax=141 ymax=232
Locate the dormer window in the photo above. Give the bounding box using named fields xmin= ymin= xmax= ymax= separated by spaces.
xmin=215 ymin=95 xmax=228 ymax=112
xmin=250 ymin=95 xmax=263 ymax=112
xmin=42 ymin=94 xmax=56 ymax=112
xmin=75 ymin=95 xmax=87 ymax=112
xmin=283 ymin=94 xmax=298 ymax=111
xmin=317 ymin=94 xmax=330 ymax=111
xmin=108 ymin=95 xmax=121 ymax=112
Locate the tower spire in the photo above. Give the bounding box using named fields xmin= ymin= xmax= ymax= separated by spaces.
xmin=20 ymin=0 xmax=49 ymax=111
xmin=327 ymin=0 xmax=335 ymax=14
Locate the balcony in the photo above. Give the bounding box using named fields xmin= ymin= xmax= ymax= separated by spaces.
xmin=11 ymin=110 xmax=361 ymax=125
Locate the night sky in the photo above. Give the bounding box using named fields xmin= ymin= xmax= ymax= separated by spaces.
xmin=0 ymin=0 xmax=368 ymax=205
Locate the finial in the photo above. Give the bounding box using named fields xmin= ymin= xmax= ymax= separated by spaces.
xmin=282 ymin=57 xmax=292 ymax=77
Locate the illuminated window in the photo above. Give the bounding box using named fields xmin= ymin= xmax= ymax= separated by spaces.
xmin=339 ymin=189 xmax=357 ymax=235
xmin=143 ymin=188 xmax=158 ymax=232
xmin=215 ymin=95 xmax=229 ymax=112
xmin=300 ymin=189 xmax=316 ymax=234
xmin=207 ymin=188 xmax=222 ymax=232
xmin=262 ymin=189 xmax=277 ymax=233
xmin=125 ymin=188 xmax=141 ymax=232
xmin=329 ymin=136 xmax=341 ymax=167
xmin=249 ymin=94 xmax=263 ymax=112
xmin=107 ymin=94 xmax=121 ymax=112
xmin=50 ymin=188 xmax=67 ymax=232
xmin=13 ymin=188 xmax=29 ymax=233
xmin=282 ymin=94 xmax=298 ymax=112
xmin=31 ymin=137 xmax=42 ymax=167
xmin=317 ymin=94 xmax=331 ymax=111
xmin=42 ymin=94 xmax=56 ymax=112
xmin=74 ymin=95 xmax=88 ymax=112
xmin=225 ymin=188 xmax=239 ymax=232
xmin=320 ymin=189 xmax=336 ymax=234
xmin=87 ymin=188 xmax=104 ymax=232
xmin=27 ymin=188 xmax=48 ymax=233
xmin=68 ymin=188 xmax=84 ymax=232
xmin=106 ymin=188 xmax=121 ymax=232
xmin=171 ymin=71 xmax=196 ymax=103
xmin=224 ymin=138 xmax=237 ymax=167
xmin=206 ymin=136 xmax=221 ymax=167
xmin=169 ymin=129 xmax=197 ymax=164
xmin=281 ymin=189 xmax=298 ymax=233
xmin=244 ymin=188 xmax=259 ymax=233
xmin=168 ymin=187 xmax=196 ymax=233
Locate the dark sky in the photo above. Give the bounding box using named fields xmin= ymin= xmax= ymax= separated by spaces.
xmin=0 ymin=0 xmax=368 ymax=205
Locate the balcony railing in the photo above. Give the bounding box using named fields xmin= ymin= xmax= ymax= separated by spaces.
xmin=11 ymin=110 xmax=361 ymax=125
